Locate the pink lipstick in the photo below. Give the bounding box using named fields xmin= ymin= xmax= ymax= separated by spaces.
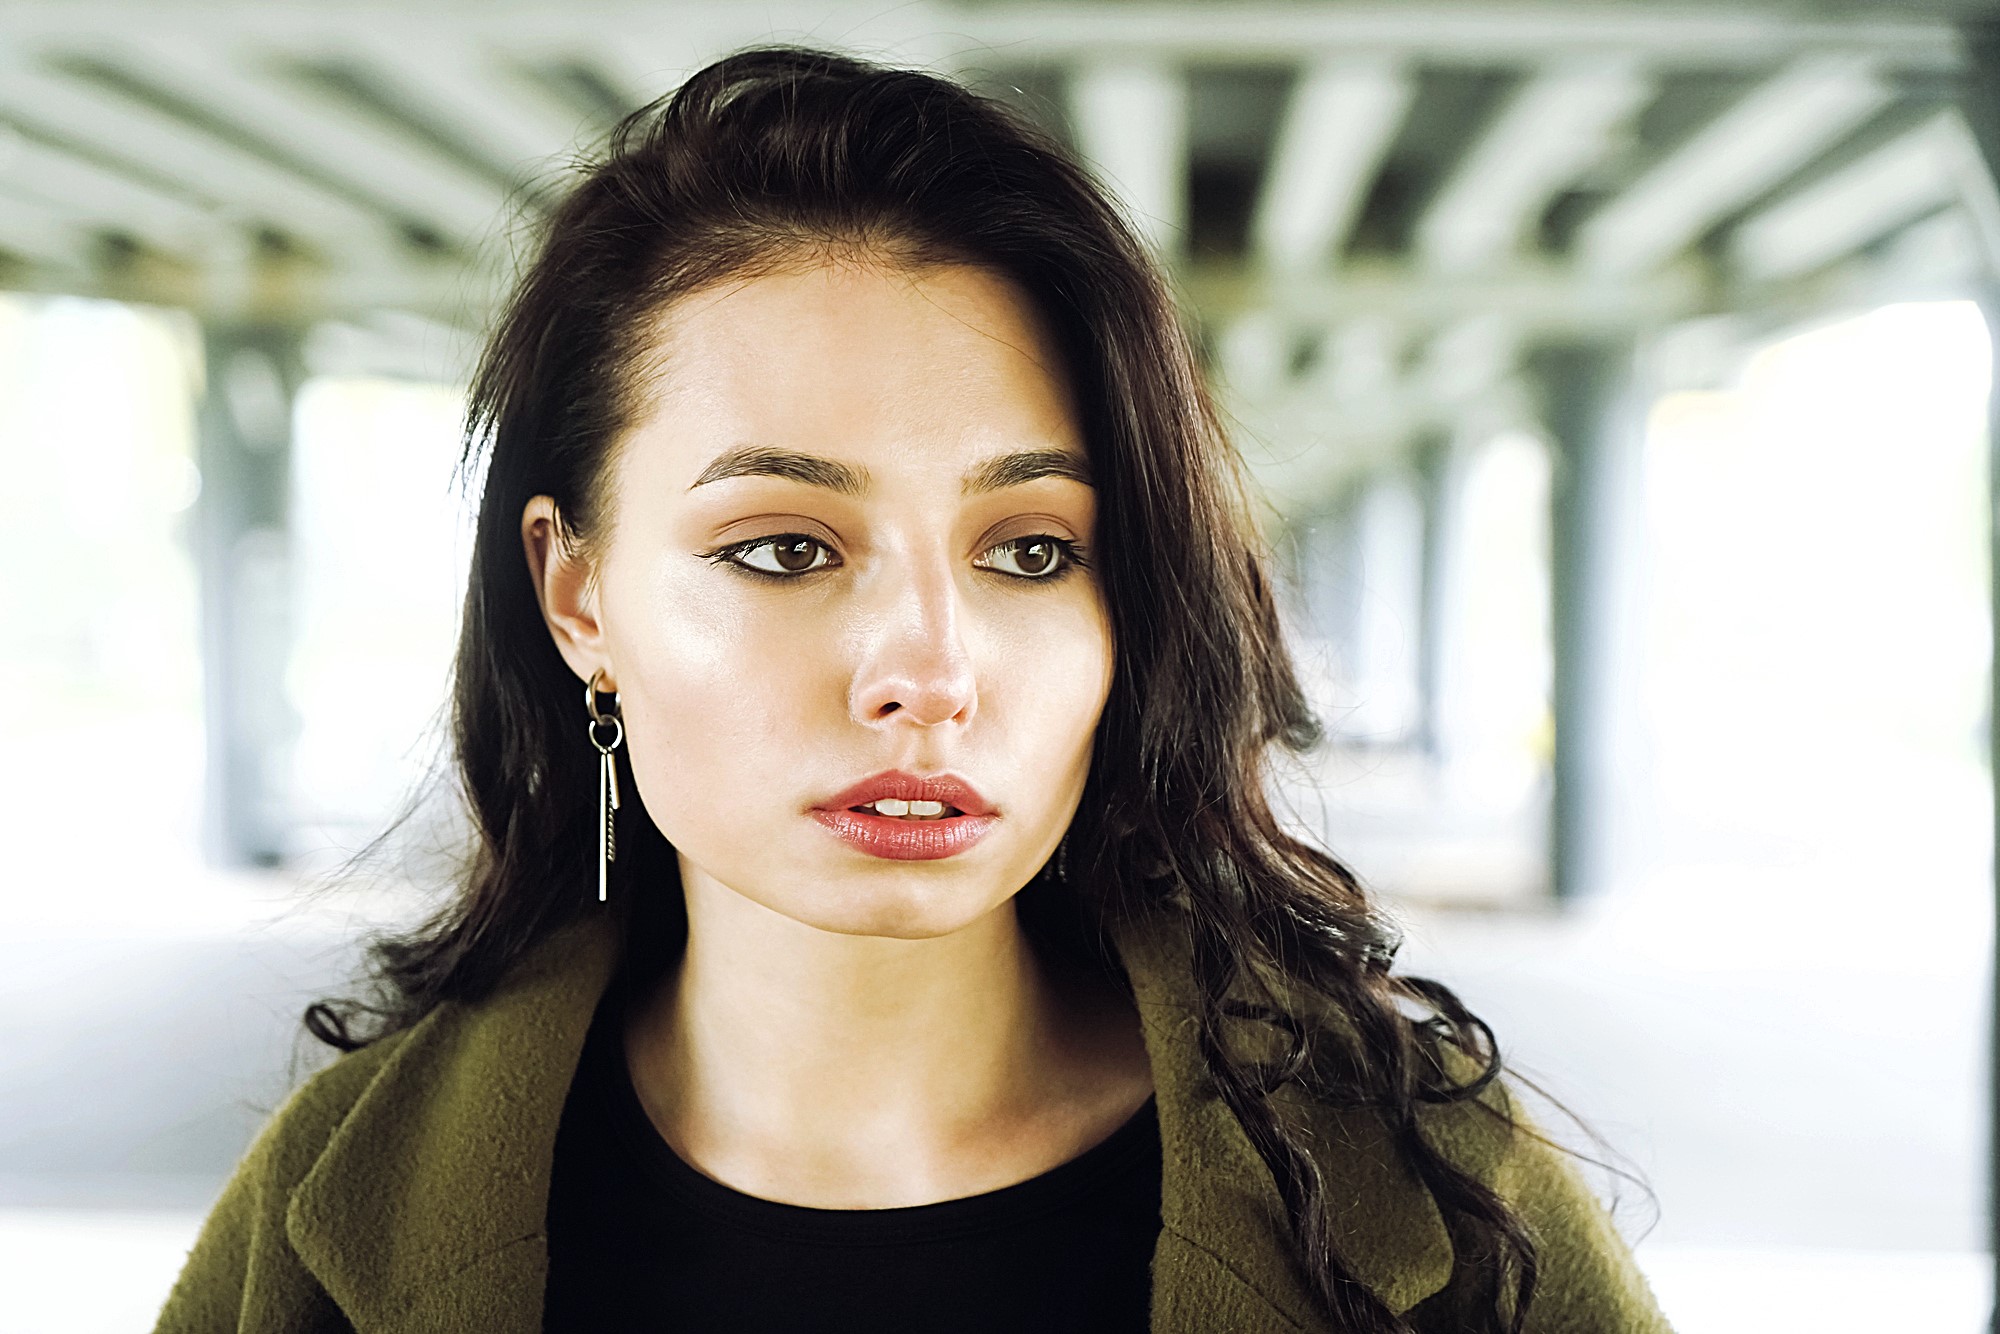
xmin=810 ymin=769 xmax=999 ymax=861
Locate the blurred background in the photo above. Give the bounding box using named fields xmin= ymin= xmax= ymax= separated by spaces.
xmin=1 ymin=0 xmax=1997 ymax=1330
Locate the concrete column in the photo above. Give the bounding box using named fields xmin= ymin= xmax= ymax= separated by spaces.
xmin=1412 ymin=429 xmax=1460 ymax=762
xmin=1525 ymin=337 xmax=1643 ymax=906
xmin=194 ymin=323 xmax=306 ymax=868
xmin=1347 ymin=470 xmax=1425 ymax=746
xmin=1287 ymin=489 xmax=1364 ymax=658
xmin=1952 ymin=19 xmax=2000 ymax=1327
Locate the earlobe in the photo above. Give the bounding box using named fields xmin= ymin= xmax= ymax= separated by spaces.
xmin=521 ymin=494 xmax=608 ymax=685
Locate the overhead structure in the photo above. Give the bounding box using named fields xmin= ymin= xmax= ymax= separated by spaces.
xmin=1251 ymin=55 xmax=1415 ymax=275
xmin=8 ymin=0 xmax=1999 ymax=896
xmin=1068 ymin=55 xmax=1191 ymax=261
xmin=1413 ymin=58 xmax=1652 ymax=277
xmin=0 ymin=2 xmax=1985 ymax=509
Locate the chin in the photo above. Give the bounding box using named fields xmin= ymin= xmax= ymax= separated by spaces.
xmin=786 ymin=884 xmax=1005 ymax=941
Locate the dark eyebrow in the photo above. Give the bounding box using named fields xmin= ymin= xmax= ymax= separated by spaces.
xmin=688 ymin=445 xmax=1094 ymax=497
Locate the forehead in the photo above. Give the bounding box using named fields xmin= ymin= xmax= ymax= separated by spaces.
xmin=620 ymin=260 xmax=1085 ymax=476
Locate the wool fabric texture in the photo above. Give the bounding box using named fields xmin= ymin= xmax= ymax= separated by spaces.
xmin=153 ymin=906 xmax=1676 ymax=1333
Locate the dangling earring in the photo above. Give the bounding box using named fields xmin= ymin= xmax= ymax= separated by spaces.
xmin=586 ymin=668 xmax=623 ymax=903
xmin=1055 ymin=831 xmax=1070 ymax=883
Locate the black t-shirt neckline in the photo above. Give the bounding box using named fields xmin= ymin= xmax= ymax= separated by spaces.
xmin=579 ymin=990 xmax=1162 ymax=1248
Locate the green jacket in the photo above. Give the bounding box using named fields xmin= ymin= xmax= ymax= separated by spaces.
xmin=153 ymin=906 xmax=1676 ymax=1333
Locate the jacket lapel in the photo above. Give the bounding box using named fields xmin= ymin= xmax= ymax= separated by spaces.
xmin=286 ymin=905 xmax=1452 ymax=1333
xmin=1106 ymin=909 xmax=1455 ymax=1330
xmin=286 ymin=913 xmax=619 ymax=1334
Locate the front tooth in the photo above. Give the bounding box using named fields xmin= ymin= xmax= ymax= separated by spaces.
xmin=906 ymin=799 xmax=945 ymax=817
xmin=869 ymin=798 xmax=911 ymax=816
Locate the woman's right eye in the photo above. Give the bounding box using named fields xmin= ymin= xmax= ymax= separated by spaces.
xmin=708 ymin=534 xmax=836 ymax=579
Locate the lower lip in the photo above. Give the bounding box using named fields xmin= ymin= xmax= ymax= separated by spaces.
xmin=809 ymin=807 xmax=1000 ymax=860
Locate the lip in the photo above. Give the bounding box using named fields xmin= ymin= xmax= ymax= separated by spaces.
xmin=809 ymin=807 xmax=1001 ymax=861
xmin=812 ymin=770 xmax=996 ymax=818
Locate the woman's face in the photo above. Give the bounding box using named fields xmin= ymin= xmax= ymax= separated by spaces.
xmin=526 ymin=258 xmax=1113 ymax=940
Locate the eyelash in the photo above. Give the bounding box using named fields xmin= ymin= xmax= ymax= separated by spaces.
xmin=702 ymin=532 xmax=1092 ymax=585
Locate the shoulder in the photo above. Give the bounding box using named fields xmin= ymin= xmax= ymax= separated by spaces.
xmin=151 ymin=1027 xmax=421 ymax=1334
xmin=285 ymin=1024 xmax=418 ymax=1121
xmin=1402 ymin=1039 xmax=1678 ymax=1333
xmin=252 ymin=1028 xmax=420 ymax=1178
xmin=205 ymin=1025 xmax=418 ymax=1188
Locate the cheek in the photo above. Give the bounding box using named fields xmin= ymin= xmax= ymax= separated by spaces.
xmin=987 ymin=600 xmax=1115 ymax=775
xmin=607 ymin=571 xmax=819 ymax=843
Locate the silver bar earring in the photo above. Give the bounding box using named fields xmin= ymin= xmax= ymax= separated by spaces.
xmin=586 ymin=669 xmax=624 ymax=903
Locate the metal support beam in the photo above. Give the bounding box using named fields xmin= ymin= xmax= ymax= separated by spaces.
xmin=1181 ymin=258 xmax=1703 ymax=338
xmin=1251 ymin=56 xmax=1414 ymax=273
xmin=0 ymin=4 xmax=1964 ymax=74
xmin=1577 ymin=55 xmax=1894 ymax=276
xmin=194 ymin=322 xmax=306 ymax=867
xmin=113 ymin=32 xmax=515 ymax=245
xmin=1415 ymin=59 xmax=1652 ymax=275
xmin=1731 ymin=111 xmax=1969 ymax=285
xmin=952 ymin=7 xmax=1961 ymax=69
xmin=1526 ymin=337 xmax=1640 ymax=905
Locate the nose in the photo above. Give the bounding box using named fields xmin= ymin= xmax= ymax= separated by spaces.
xmin=848 ymin=551 xmax=978 ymax=727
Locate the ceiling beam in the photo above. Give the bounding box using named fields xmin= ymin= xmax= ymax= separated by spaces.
xmin=1730 ymin=111 xmax=1969 ymax=284
xmin=105 ymin=33 xmax=518 ymax=245
xmin=1722 ymin=205 xmax=1988 ymax=334
xmin=0 ymin=4 xmax=1965 ymax=73
xmin=1067 ymin=55 xmax=1188 ymax=260
xmin=1184 ymin=257 xmax=1704 ymax=337
xmin=0 ymin=122 xmax=218 ymax=260
xmin=1876 ymin=206 xmax=1986 ymax=291
xmin=0 ymin=50 xmax=412 ymax=270
xmin=1415 ymin=59 xmax=1652 ymax=275
xmin=1251 ymin=56 xmax=1414 ymax=273
xmin=947 ymin=5 xmax=1960 ymax=70
xmin=1930 ymin=105 xmax=2000 ymax=279
xmin=1574 ymin=55 xmax=1895 ymax=277
xmin=312 ymin=31 xmax=598 ymax=187
xmin=573 ymin=10 xmax=766 ymax=115
xmin=0 ymin=189 xmax=92 ymax=273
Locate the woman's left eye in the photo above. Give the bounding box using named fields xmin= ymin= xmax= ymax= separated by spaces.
xmin=984 ymin=535 xmax=1087 ymax=580
xmin=704 ymin=533 xmax=1090 ymax=583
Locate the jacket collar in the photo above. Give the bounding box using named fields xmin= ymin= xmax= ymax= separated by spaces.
xmin=286 ymin=906 xmax=1453 ymax=1332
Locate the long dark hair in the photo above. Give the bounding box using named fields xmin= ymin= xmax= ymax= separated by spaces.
xmin=303 ymin=44 xmax=1647 ymax=1334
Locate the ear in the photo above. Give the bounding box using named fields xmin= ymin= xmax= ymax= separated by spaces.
xmin=521 ymin=494 xmax=615 ymax=692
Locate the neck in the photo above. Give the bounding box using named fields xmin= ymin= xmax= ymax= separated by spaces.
xmin=621 ymin=877 xmax=1151 ymax=1207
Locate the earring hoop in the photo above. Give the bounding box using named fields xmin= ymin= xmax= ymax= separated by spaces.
xmin=586 ymin=668 xmax=623 ymax=902
xmin=585 ymin=668 xmax=619 ymax=725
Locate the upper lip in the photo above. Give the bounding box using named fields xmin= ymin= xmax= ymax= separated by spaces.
xmin=815 ymin=770 xmax=996 ymax=817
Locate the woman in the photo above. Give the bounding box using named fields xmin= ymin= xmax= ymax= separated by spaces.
xmin=155 ymin=44 xmax=1674 ymax=1334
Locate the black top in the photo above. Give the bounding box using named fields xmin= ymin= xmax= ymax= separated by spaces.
xmin=542 ymin=987 xmax=1164 ymax=1333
